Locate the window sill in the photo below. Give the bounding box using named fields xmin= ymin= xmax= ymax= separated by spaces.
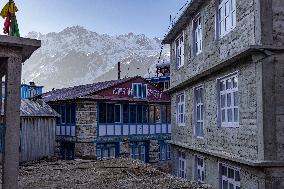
xmin=220 ymin=123 xmax=239 ymax=128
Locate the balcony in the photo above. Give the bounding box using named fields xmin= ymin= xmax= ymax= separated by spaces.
xmin=98 ymin=123 xmax=171 ymax=137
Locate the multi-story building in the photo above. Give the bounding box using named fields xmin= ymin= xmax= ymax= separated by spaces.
xmin=163 ymin=0 xmax=284 ymax=188
xmin=42 ymin=76 xmax=172 ymax=170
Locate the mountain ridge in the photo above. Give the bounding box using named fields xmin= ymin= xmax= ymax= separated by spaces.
xmin=22 ymin=26 xmax=170 ymax=92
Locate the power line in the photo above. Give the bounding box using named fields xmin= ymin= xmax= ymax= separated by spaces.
xmin=156 ymin=0 xmax=191 ymax=66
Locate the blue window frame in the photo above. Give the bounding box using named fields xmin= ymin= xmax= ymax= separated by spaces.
xmin=132 ymin=83 xmax=147 ymax=98
xmin=51 ymin=103 xmax=76 ymax=137
xmin=96 ymin=143 xmax=119 ymax=159
xmin=130 ymin=142 xmax=148 ymax=163
xmin=159 ymin=141 xmax=171 ymax=161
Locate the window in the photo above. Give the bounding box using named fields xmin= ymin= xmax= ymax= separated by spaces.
xmin=159 ymin=141 xmax=171 ymax=161
xmin=96 ymin=143 xmax=117 ymax=160
xmin=178 ymin=151 xmax=186 ymax=179
xmin=155 ymin=106 xmax=161 ymax=123
xmin=193 ymin=15 xmax=202 ymax=55
xmin=176 ymin=33 xmax=184 ymax=68
xmin=218 ymin=74 xmax=239 ymax=127
xmin=194 ymin=87 xmax=204 ymax=137
xmin=132 ymin=83 xmax=147 ymax=98
xmin=195 ymin=156 xmax=205 ymax=183
xmin=220 ymin=163 xmax=240 ymax=189
xmin=99 ymin=103 xmax=107 ymax=123
xmin=164 ymin=81 xmax=170 ymax=90
xmin=130 ymin=142 xmax=147 ymax=162
xmin=177 ymin=93 xmax=185 ymax=126
xmin=217 ymin=0 xmax=236 ymax=38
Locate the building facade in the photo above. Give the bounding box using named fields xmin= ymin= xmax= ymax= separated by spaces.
xmin=163 ymin=0 xmax=284 ymax=188
xmin=42 ymin=76 xmax=172 ymax=170
xmin=1 ymin=82 xmax=57 ymax=162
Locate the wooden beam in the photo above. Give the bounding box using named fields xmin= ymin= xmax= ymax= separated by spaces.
xmin=2 ymin=56 xmax=22 ymax=189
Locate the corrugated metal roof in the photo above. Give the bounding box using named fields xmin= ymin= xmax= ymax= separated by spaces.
xmin=1 ymin=99 xmax=59 ymax=117
xmin=42 ymin=77 xmax=135 ymax=102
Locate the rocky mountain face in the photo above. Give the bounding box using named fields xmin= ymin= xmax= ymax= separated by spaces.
xmin=22 ymin=26 xmax=170 ymax=91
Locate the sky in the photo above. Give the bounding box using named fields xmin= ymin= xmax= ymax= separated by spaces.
xmin=0 ymin=0 xmax=188 ymax=38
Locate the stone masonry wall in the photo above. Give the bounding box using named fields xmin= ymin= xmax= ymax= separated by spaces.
xmin=171 ymin=58 xmax=260 ymax=162
xmin=274 ymin=54 xmax=284 ymax=161
xmin=75 ymin=100 xmax=97 ymax=157
xmin=170 ymin=0 xmax=258 ymax=88
xmin=171 ymin=145 xmax=284 ymax=189
xmin=272 ymin=0 xmax=284 ymax=46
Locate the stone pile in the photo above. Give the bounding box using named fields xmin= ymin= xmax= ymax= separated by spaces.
xmin=4 ymin=158 xmax=213 ymax=189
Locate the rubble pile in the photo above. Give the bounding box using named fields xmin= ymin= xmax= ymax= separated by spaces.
xmin=14 ymin=158 xmax=211 ymax=189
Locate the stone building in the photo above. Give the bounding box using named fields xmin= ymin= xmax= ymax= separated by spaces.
xmin=42 ymin=76 xmax=171 ymax=169
xmin=162 ymin=0 xmax=284 ymax=188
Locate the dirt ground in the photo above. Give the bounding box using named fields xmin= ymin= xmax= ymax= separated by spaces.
xmin=5 ymin=158 xmax=212 ymax=189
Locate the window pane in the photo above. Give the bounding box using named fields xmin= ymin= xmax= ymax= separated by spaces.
xmin=235 ymin=170 xmax=240 ymax=181
xmin=123 ymin=104 xmax=129 ymax=123
xmin=71 ymin=104 xmax=76 ymax=124
xmin=234 ymin=108 xmax=239 ymax=122
xmin=61 ymin=105 xmax=66 ymax=124
xmin=66 ymin=104 xmax=71 ymax=124
xmin=137 ymin=84 xmax=142 ymax=98
xmin=201 ymin=105 xmax=204 ymax=120
xmin=233 ymin=92 xmax=238 ymax=106
xmin=233 ymin=76 xmax=238 ymax=88
xmin=130 ymin=105 xmax=136 ymax=123
xmin=161 ymin=105 xmax=167 ymax=124
xmin=223 ymin=180 xmax=228 ymax=189
xmin=222 ymin=110 xmax=226 ymax=122
xmin=228 ymin=168 xmax=234 ymax=178
xmin=222 ymin=165 xmax=227 ymax=176
xmin=137 ymin=105 xmax=143 ymax=124
xmin=226 ymin=79 xmax=232 ymax=89
xmin=228 ymin=109 xmax=233 ymax=122
xmin=221 ymin=94 xmax=226 ymax=108
xmin=227 ymin=93 xmax=232 ymax=107
xmin=133 ymin=85 xmax=137 ymax=97
xmin=197 ymin=106 xmax=201 ymax=120
xmin=229 ymin=183 xmax=234 ymax=189
xmin=99 ymin=103 xmax=106 ymax=123
xmin=155 ymin=106 xmax=161 ymax=123
xmin=150 ymin=106 xmax=155 ymax=124
xmin=143 ymin=105 xmax=149 ymax=123
xmin=107 ymin=104 xmax=114 ymax=123
xmin=115 ymin=105 xmax=121 ymax=123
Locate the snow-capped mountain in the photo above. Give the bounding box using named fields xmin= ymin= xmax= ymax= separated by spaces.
xmin=22 ymin=26 xmax=170 ymax=91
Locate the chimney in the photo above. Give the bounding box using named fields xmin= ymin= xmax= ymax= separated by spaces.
xmin=118 ymin=62 xmax=121 ymax=80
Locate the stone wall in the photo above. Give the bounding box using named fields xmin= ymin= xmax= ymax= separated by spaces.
xmin=171 ymin=145 xmax=284 ymax=189
xmin=76 ymin=100 xmax=97 ymax=143
xmin=171 ymin=58 xmax=260 ymax=162
xmin=272 ymin=0 xmax=284 ymax=46
xmin=75 ymin=100 xmax=97 ymax=157
xmin=170 ymin=0 xmax=258 ymax=88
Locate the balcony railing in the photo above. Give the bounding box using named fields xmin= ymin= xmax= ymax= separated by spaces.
xmin=98 ymin=123 xmax=171 ymax=137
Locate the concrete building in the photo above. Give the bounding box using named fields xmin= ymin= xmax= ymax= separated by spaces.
xmin=42 ymin=76 xmax=171 ymax=170
xmin=162 ymin=0 xmax=284 ymax=188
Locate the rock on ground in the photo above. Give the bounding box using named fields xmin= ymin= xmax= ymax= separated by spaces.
xmin=2 ymin=158 xmax=212 ymax=189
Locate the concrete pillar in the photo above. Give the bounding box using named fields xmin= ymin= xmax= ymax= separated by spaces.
xmin=2 ymin=56 xmax=22 ymax=189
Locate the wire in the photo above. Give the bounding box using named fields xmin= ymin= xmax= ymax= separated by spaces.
xmin=156 ymin=0 xmax=191 ymax=67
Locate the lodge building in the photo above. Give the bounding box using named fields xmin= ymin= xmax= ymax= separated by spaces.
xmin=42 ymin=76 xmax=171 ymax=168
xmin=163 ymin=0 xmax=284 ymax=188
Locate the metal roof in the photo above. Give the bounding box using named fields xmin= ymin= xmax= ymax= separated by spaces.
xmin=1 ymin=99 xmax=59 ymax=117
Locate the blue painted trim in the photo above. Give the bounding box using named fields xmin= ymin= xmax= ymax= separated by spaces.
xmin=97 ymin=103 xmax=99 ymax=138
